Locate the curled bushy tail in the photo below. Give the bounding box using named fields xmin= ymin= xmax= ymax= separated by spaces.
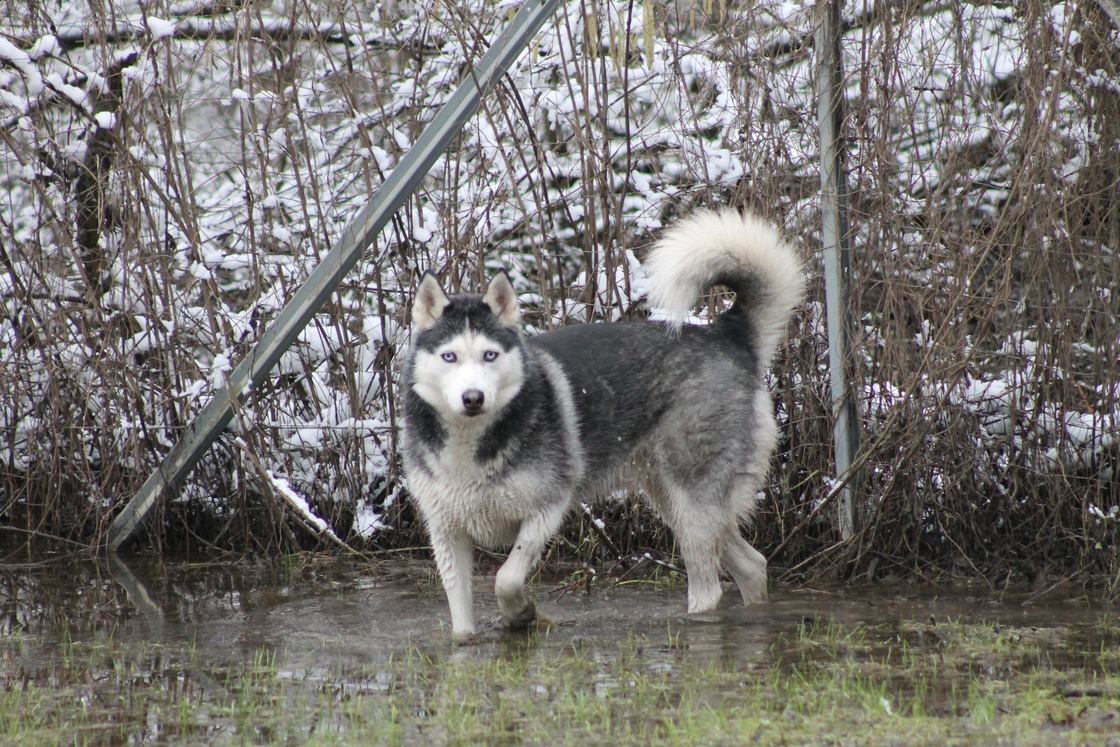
xmin=643 ymin=209 xmax=805 ymax=364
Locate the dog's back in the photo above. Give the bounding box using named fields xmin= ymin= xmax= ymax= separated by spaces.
xmin=528 ymin=317 xmax=759 ymax=483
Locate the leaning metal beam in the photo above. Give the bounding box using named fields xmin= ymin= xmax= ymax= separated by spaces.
xmin=1099 ymin=0 xmax=1120 ymax=30
xmin=107 ymin=0 xmax=561 ymax=551
xmin=816 ymin=0 xmax=861 ymax=540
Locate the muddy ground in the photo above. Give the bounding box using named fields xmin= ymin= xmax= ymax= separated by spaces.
xmin=1 ymin=554 xmax=1117 ymax=744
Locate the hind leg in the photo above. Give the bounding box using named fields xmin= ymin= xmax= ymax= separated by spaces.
xmin=723 ymin=531 xmax=768 ymax=604
xmin=677 ymin=526 xmax=725 ymax=613
xmin=650 ymin=388 xmax=776 ymax=613
xmin=646 ymin=482 xmax=726 ymax=613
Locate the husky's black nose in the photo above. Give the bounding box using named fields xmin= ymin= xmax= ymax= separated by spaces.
xmin=462 ymin=389 xmax=485 ymax=415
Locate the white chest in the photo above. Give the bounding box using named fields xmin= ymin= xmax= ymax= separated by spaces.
xmin=409 ymin=431 xmax=557 ymax=548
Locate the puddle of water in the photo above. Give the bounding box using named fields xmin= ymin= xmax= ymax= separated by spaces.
xmin=0 ymin=554 xmax=1117 ymax=744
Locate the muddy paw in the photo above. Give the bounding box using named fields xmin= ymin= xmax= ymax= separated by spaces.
xmin=501 ymin=599 xmax=537 ymax=630
xmin=527 ymin=614 xmax=554 ymax=634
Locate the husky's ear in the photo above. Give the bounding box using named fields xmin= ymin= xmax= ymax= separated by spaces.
xmin=483 ymin=271 xmax=520 ymax=328
xmin=413 ymin=272 xmax=451 ymax=331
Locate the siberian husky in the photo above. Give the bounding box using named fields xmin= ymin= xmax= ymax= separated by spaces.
xmin=402 ymin=209 xmax=805 ymax=637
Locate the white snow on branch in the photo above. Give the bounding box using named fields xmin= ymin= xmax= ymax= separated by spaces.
xmin=0 ymin=37 xmax=43 ymax=95
xmin=265 ymin=470 xmax=349 ymax=548
xmin=146 ymin=17 xmax=178 ymax=39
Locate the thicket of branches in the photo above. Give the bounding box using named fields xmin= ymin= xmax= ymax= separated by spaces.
xmin=1 ymin=0 xmax=1117 ymax=585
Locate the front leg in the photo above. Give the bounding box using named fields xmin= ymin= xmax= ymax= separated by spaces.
xmin=494 ymin=501 xmax=570 ymax=630
xmin=429 ymin=523 xmax=476 ymax=638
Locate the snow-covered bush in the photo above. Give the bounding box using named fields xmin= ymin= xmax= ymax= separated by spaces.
xmin=0 ymin=0 xmax=1116 ymax=579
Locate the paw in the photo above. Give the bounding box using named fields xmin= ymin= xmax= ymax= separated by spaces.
xmin=740 ymin=586 xmax=769 ymax=605
xmin=452 ymin=626 xmax=479 ymax=643
xmin=501 ymin=599 xmax=537 ymax=630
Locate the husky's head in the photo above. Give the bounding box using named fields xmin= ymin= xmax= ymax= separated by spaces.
xmin=408 ymin=272 xmax=524 ymax=420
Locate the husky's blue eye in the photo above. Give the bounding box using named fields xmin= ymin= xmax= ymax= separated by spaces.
xmin=483 ymin=350 xmax=499 ymax=362
xmin=440 ymin=352 xmax=457 ymax=363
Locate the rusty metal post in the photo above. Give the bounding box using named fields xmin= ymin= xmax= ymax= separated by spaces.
xmin=816 ymin=0 xmax=861 ymax=539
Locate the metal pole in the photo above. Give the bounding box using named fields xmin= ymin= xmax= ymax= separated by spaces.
xmin=816 ymin=0 xmax=861 ymax=540
xmin=107 ymin=0 xmax=561 ymax=551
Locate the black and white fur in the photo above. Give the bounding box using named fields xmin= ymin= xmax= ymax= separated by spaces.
xmin=402 ymin=209 xmax=805 ymax=638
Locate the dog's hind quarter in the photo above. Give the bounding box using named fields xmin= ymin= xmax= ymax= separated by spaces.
xmin=527 ymin=318 xmax=766 ymax=484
